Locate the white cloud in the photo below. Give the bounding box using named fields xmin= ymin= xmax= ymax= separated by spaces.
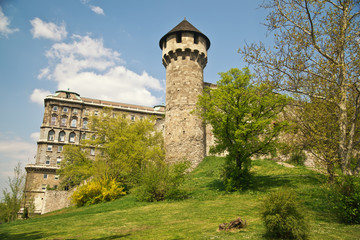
xmin=0 ymin=133 xmax=37 ymax=194
xmin=36 ymin=34 xmax=164 ymax=106
xmin=0 ymin=6 xmax=19 ymax=37
xmin=30 ymin=88 xmax=52 ymax=105
xmin=37 ymin=67 xmax=50 ymax=79
xmin=90 ymin=5 xmax=105 ymax=15
xmin=30 ymin=132 xmax=40 ymax=142
xmin=30 ymin=17 xmax=67 ymax=41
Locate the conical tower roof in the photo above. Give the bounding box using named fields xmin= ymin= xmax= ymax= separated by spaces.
xmin=159 ymin=18 xmax=210 ymax=50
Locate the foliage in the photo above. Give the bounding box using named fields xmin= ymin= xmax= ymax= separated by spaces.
xmin=241 ymin=0 xmax=360 ymax=176
xmin=2 ymin=157 xmax=360 ymax=239
xmin=71 ymin=177 xmax=126 ymax=207
xmin=0 ymin=163 xmax=25 ymax=223
xmin=262 ymin=189 xmax=309 ymax=239
xmin=57 ymin=145 xmax=94 ymax=190
xmin=135 ymin=160 xmax=189 ymax=202
xmin=288 ymin=149 xmax=307 ymax=166
xmin=84 ymin=109 xmax=164 ymax=187
xmin=328 ymin=175 xmax=360 ymax=224
xmin=196 ymin=68 xmax=289 ymax=191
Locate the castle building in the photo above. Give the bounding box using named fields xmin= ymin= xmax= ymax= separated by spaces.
xmin=24 ymin=90 xmax=165 ymax=214
xmin=24 ymin=19 xmax=214 ymax=214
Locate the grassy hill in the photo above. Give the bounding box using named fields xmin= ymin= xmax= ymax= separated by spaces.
xmin=0 ymin=157 xmax=359 ymax=239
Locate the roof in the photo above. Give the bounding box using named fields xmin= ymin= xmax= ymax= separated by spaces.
xmin=159 ymin=18 xmax=210 ymax=50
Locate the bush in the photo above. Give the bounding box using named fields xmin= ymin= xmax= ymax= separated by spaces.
xmin=262 ymin=189 xmax=309 ymax=239
xmin=328 ymin=175 xmax=360 ymax=224
xmin=222 ymin=157 xmax=253 ymax=192
xmin=135 ymin=160 xmax=189 ymax=202
xmin=71 ymin=177 xmax=126 ymax=207
xmin=288 ymin=149 xmax=306 ymax=166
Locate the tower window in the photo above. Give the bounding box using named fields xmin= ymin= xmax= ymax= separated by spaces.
xmin=194 ymin=33 xmax=199 ymax=44
xmin=176 ymin=32 xmax=182 ymax=43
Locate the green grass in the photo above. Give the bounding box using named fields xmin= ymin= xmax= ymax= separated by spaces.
xmin=1 ymin=157 xmax=360 ymax=239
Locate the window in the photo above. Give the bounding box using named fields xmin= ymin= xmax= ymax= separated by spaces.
xmin=51 ymin=116 xmax=56 ymax=126
xmin=81 ymin=133 xmax=86 ymax=140
xmin=45 ymin=157 xmax=50 ymax=165
xmin=69 ymin=132 xmax=75 ymax=143
xmin=58 ymin=131 xmax=65 ymax=142
xmin=112 ymin=113 xmax=116 ymax=118
xmin=84 ymin=110 xmax=89 ymax=116
xmin=71 ymin=118 xmax=77 ymax=127
xmin=48 ymin=130 xmax=55 ymax=141
xmin=63 ymin=107 xmax=68 ymax=113
xmin=54 ymin=175 xmax=59 ymax=180
xmin=41 ymin=184 xmax=47 ymax=191
xmin=47 ymin=145 xmax=53 ymax=151
xmin=194 ymin=33 xmax=199 ymax=44
xmin=58 ymin=145 xmax=63 ymax=152
xmin=73 ymin=108 xmax=78 ymax=115
xmin=94 ymin=110 xmax=98 ymax=116
xmin=140 ymin=116 xmax=144 ymax=121
xmin=176 ymin=32 xmax=182 ymax=43
xmin=83 ymin=119 xmax=88 ymax=129
xmin=91 ymin=134 xmax=96 ymax=140
xmin=43 ymin=174 xmax=48 ymax=179
xmin=61 ymin=117 xmax=67 ymax=126
xmin=90 ymin=148 xmax=95 ymax=156
xmin=52 ymin=106 xmax=58 ymax=111
xmin=56 ymin=157 xmax=61 ymax=165
xmin=131 ymin=115 xmax=135 ymax=121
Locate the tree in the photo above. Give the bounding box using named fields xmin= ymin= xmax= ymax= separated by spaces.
xmin=196 ymin=68 xmax=289 ymax=190
xmin=241 ymin=0 xmax=360 ymax=176
xmin=76 ymin=109 xmax=164 ymax=187
xmin=0 ymin=162 xmax=25 ymax=223
xmin=57 ymin=145 xmax=94 ymax=189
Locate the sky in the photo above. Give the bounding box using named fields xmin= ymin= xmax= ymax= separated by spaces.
xmin=0 ymin=0 xmax=272 ymax=193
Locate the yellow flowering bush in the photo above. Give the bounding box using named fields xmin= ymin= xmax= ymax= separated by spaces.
xmin=72 ymin=177 xmax=126 ymax=207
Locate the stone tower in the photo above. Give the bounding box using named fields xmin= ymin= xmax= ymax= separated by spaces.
xmin=159 ymin=18 xmax=210 ymax=168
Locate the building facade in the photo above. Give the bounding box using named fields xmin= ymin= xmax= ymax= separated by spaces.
xmin=24 ymin=90 xmax=165 ymax=214
xmin=24 ymin=19 xmax=215 ymax=214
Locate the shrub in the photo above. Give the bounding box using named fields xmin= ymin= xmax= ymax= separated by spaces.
xmin=135 ymin=160 xmax=189 ymax=202
xmin=328 ymin=175 xmax=360 ymax=224
xmin=262 ymin=189 xmax=308 ymax=239
xmin=288 ymin=149 xmax=306 ymax=166
xmin=71 ymin=177 xmax=126 ymax=207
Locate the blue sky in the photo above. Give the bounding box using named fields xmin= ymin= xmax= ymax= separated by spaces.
xmin=0 ymin=0 xmax=272 ymax=191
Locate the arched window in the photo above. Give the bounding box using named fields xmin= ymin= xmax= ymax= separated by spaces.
xmin=61 ymin=117 xmax=67 ymax=127
xmin=83 ymin=119 xmax=88 ymax=129
xmin=51 ymin=116 xmax=57 ymax=126
xmin=58 ymin=131 xmax=65 ymax=142
xmin=71 ymin=118 xmax=77 ymax=127
xmin=48 ymin=130 xmax=55 ymax=141
xmin=69 ymin=132 xmax=76 ymax=143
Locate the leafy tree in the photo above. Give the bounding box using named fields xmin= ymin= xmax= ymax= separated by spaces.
xmin=241 ymin=0 xmax=360 ymax=176
xmin=81 ymin=109 xmax=165 ymax=187
xmin=0 ymin=162 xmax=25 ymax=223
xmin=57 ymin=145 xmax=94 ymax=189
xmin=196 ymin=68 xmax=289 ymax=190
